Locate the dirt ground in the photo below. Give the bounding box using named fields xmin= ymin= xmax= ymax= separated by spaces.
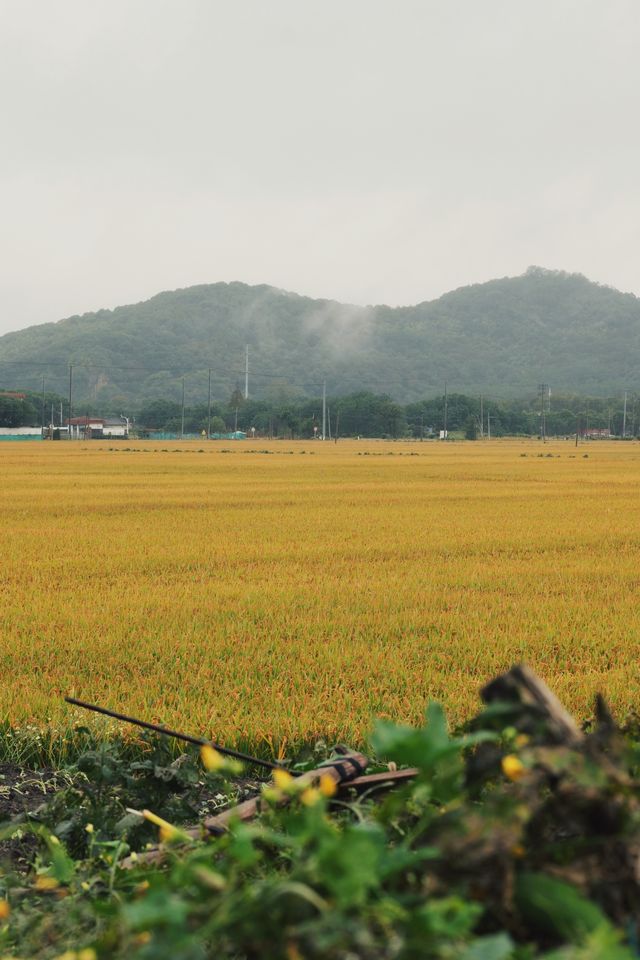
xmin=0 ymin=764 xmax=73 ymax=869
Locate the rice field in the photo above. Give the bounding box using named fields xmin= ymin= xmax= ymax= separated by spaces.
xmin=1 ymin=438 xmax=640 ymax=753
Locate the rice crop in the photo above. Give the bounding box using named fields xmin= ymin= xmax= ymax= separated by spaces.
xmin=1 ymin=438 xmax=640 ymax=757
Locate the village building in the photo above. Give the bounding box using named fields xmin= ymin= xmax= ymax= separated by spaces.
xmin=62 ymin=416 xmax=130 ymax=439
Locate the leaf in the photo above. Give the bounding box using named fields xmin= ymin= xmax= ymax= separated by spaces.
xmin=372 ymin=702 xmax=497 ymax=771
xmin=516 ymin=873 xmax=609 ymax=944
xmin=114 ymin=812 xmax=145 ymax=835
xmin=124 ymin=890 xmax=190 ymax=930
xmin=315 ymin=823 xmax=386 ymax=907
xmin=459 ymin=932 xmax=515 ymax=960
xmin=46 ymin=835 xmax=76 ymax=883
xmin=541 ymin=923 xmax=637 ymax=959
xmin=378 ymin=844 xmax=439 ymax=879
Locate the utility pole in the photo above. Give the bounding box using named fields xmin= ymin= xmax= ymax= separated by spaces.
xmin=68 ymin=364 xmax=73 ymax=438
xmin=322 ymin=380 xmax=326 ymax=440
xmin=443 ymin=381 xmax=448 ymax=440
xmin=41 ymin=376 xmax=45 ymax=434
xmin=207 ymin=368 xmax=212 ymax=439
xmin=623 ymin=390 xmax=628 ymax=438
xmin=487 ymin=408 xmax=491 ymax=440
xmin=420 ymin=412 xmax=424 ymax=441
xmin=244 ymin=344 xmax=249 ymax=400
xmin=180 ymin=376 xmax=185 ymax=440
xmin=479 ymin=394 xmax=484 ymax=439
xmin=538 ymin=383 xmax=548 ymax=442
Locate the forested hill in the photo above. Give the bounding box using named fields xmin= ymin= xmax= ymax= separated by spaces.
xmin=1 ymin=267 xmax=638 ymax=406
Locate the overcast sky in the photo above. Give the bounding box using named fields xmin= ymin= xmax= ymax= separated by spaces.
xmin=1 ymin=0 xmax=639 ymax=335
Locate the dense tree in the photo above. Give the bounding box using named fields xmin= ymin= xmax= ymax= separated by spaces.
xmin=0 ymin=396 xmax=38 ymax=427
xmin=334 ymin=393 xmax=408 ymax=438
xmin=137 ymin=399 xmax=182 ymax=429
xmin=127 ymin=389 xmax=639 ymax=439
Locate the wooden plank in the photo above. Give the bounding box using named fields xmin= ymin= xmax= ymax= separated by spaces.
xmin=120 ymin=749 xmax=368 ymax=869
xmin=337 ymin=768 xmax=419 ymax=793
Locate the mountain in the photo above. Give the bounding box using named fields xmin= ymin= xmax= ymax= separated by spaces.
xmin=1 ymin=267 xmax=638 ymax=407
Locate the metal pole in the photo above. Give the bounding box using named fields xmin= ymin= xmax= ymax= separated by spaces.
xmin=443 ymin=381 xmax=448 ymax=440
xmin=68 ymin=364 xmax=73 ymax=439
xmin=41 ymin=376 xmax=45 ymax=433
xmin=244 ymin=344 xmax=249 ymax=400
xmin=322 ymin=380 xmax=326 ymax=440
xmin=181 ymin=376 xmax=185 ymax=440
xmin=207 ymin=368 xmax=212 ymax=439
xmin=64 ymin=696 xmax=291 ymax=772
xmin=623 ymin=390 xmax=628 ymax=438
xmin=479 ymin=394 xmax=484 ymax=438
xmin=538 ymin=383 xmax=548 ymax=443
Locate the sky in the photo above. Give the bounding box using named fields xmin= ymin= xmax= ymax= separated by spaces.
xmin=1 ymin=0 xmax=639 ymax=335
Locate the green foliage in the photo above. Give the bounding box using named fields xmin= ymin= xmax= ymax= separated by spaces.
xmin=372 ymin=702 xmax=497 ymax=802
xmin=0 ymin=395 xmax=38 ymax=427
xmin=516 ymin=874 xmax=611 ymax=943
xmin=19 ymin=732 xmax=230 ymax=859
xmin=2 ymin=702 xmax=640 ymax=958
xmin=464 ymin=415 xmax=478 ymax=440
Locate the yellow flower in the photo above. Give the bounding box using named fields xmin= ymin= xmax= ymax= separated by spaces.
xmin=85 ymin=823 xmax=94 ymax=834
xmin=0 ymin=899 xmax=9 ymax=920
xmin=78 ymin=950 xmax=98 ymax=960
xmin=261 ymin=785 xmax=280 ymax=803
xmin=300 ymin=787 xmax=321 ymax=807
xmin=319 ymin=774 xmax=337 ymax=798
xmin=142 ymin=809 xmax=188 ymax=843
xmin=34 ymin=875 xmax=60 ymax=891
xmin=273 ymin=769 xmax=294 ymax=790
xmin=200 ymin=744 xmax=224 ymax=772
xmin=159 ymin=824 xmax=177 ymax=842
xmin=502 ymin=755 xmax=526 ymax=782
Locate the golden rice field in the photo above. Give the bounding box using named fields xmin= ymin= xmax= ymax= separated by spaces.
xmin=1 ymin=438 xmax=640 ymax=753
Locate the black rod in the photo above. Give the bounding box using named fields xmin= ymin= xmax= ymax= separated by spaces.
xmin=64 ymin=696 xmax=288 ymax=772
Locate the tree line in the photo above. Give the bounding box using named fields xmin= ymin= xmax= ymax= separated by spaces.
xmin=3 ymin=388 xmax=637 ymax=439
xmin=135 ymin=391 xmax=639 ymax=439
